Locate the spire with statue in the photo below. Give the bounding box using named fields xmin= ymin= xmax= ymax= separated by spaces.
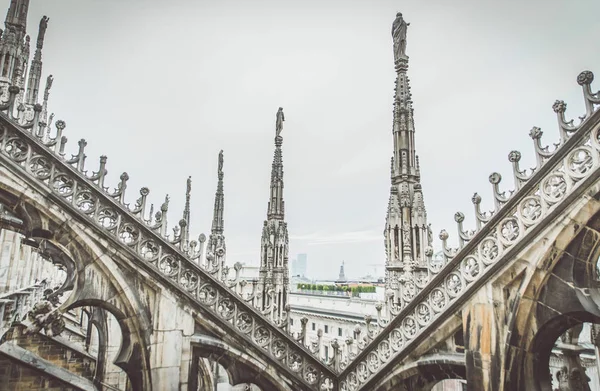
xmin=384 ymin=12 xmax=434 ymax=314
xmin=257 ymin=107 xmax=290 ymax=322
xmin=0 ymin=0 xmax=54 ymax=127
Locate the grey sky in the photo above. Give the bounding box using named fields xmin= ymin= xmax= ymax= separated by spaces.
xmin=23 ymin=0 xmax=600 ymax=280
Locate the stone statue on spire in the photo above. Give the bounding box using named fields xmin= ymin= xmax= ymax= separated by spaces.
xmin=37 ymin=16 xmax=49 ymax=48
xmin=218 ymin=150 xmax=224 ymax=174
xmin=392 ymin=12 xmax=409 ymax=61
xmin=275 ymin=107 xmax=285 ymax=137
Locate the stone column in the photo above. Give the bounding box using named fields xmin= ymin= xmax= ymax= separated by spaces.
xmin=462 ymin=290 xmax=501 ymax=391
xmin=149 ymin=291 xmax=196 ymax=391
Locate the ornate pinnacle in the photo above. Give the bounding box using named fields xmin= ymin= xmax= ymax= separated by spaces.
xmin=183 ymin=176 xmax=191 ymax=231
xmin=211 ymin=151 xmax=225 ymax=234
xmin=267 ymin=108 xmax=286 ymax=220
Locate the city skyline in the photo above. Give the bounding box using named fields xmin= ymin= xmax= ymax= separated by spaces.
xmin=22 ymin=0 xmax=600 ymax=280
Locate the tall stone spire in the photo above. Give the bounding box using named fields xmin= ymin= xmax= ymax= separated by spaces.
xmin=25 ymin=15 xmax=48 ymax=104
xmin=211 ymin=150 xmax=225 ymax=234
xmin=0 ymin=0 xmax=30 ymax=86
xmin=5 ymin=0 xmax=28 ymax=32
xmin=384 ymin=13 xmax=433 ymax=309
xmin=267 ymin=107 xmax=285 ymax=219
xmin=180 ymin=176 xmax=192 ymax=246
xmin=258 ymin=107 xmax=290 ymax=322
xmin=206 ymin=151 xmax=226 ymax=280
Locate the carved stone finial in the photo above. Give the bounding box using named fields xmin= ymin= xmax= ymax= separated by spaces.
xmin=508 ymin=150 xmax=521 ymax=162
xmin=577 ymin=70 xmax=594 ymax=86
xmin=489 ymin=172 xmax=502 ymax=184
xmin=472 ymin=193 xmax=482 ymax=204
xmin=552 ymin=100 xmax=566 ymax=114
xmin=55 ymin=120 xmax=66 ymax=130
xmin=439 ymin=229 xmax=449 ymax=241
xmin=529 ymin=126 xmax=542 ymax=140
xmin=454 ymin=212 xmax=465 ymax=223
xmin=161 ymin=195 xmax=170 ymax=212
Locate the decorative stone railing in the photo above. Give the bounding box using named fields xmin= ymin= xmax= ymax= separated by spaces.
xmin=0 ymin=87 xmax=335 ymax=389
xmin=338 ymin=71 xmax=600 ymax=390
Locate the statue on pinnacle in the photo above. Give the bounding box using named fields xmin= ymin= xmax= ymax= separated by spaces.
xmin=218 ymin=150 xmax=224 ymax=174
xmin=392 ymin=12 xmax=409 ymax=61
xmin=38 ymin=16 xmax=49 ymax=48
xmin=275 ymin=107 xmax=285 ymax=137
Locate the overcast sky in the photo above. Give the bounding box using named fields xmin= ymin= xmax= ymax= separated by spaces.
xmin=21 ymin=0 xmax=600 ymax=280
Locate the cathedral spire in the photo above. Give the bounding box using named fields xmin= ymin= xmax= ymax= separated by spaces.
xmin=25 ymin=15 xmax=48 ymax=104
xmin=258 ymin=107 xmax=290 ymax=322
xmin=4 ymin=0 xmax=28 ymax=35
xmin=267 ymin=107 xmax=286 ymax=220
xmin=0 ymin=0 xmax=30 ymax=85
xmin=211 ymin=150 xmax=225 ymax=235
xmin=206 ymin=151 xmax=226 ymax=280
xmin=384 ymin=13 xmax=433 ymax=309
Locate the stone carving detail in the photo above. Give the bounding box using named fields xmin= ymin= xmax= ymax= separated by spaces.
xmin=23 ymin=289 xmax=65 ymax=337
xmin=500 ymin=218 xmax=520 ymax=244
xmin=520 ymin=196 xmax=543 ymax=224
xmin=461 ymin=256 xmax=480 ymax=281
xmin=480 ymin=237 xmax=500 ymax=265
xmin=542 ymin=174 xmax=568 ymax=202
xmin=391 ymin=13 xmax=409 ymax=61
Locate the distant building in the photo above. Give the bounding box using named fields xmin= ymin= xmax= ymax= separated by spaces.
xmin=336 ymin=261 xmax=347 ymax=283
xmin=292 ymin=253 xmax=307 ymax=277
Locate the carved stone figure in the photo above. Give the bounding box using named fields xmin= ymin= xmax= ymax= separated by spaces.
xmin=427 ymin=223 xmax=433 ymax=245
xmin=402 ymin=222 xmax=411 ymax=247
xmin=276 ymin=107 xmax=285 ymax=137
xmin=392 ymin=12 xmax=409 ymax=61
xmin=218 ymin=149 xmax=224 ymax=173
xmin=37 ymin=16 xmax=49 ymax=47
xmin=24 ymin=291 xmax=65 ymax=337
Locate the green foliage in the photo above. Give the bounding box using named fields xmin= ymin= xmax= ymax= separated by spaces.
xmin=296 ymin=283 xmax=376 ymax=296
